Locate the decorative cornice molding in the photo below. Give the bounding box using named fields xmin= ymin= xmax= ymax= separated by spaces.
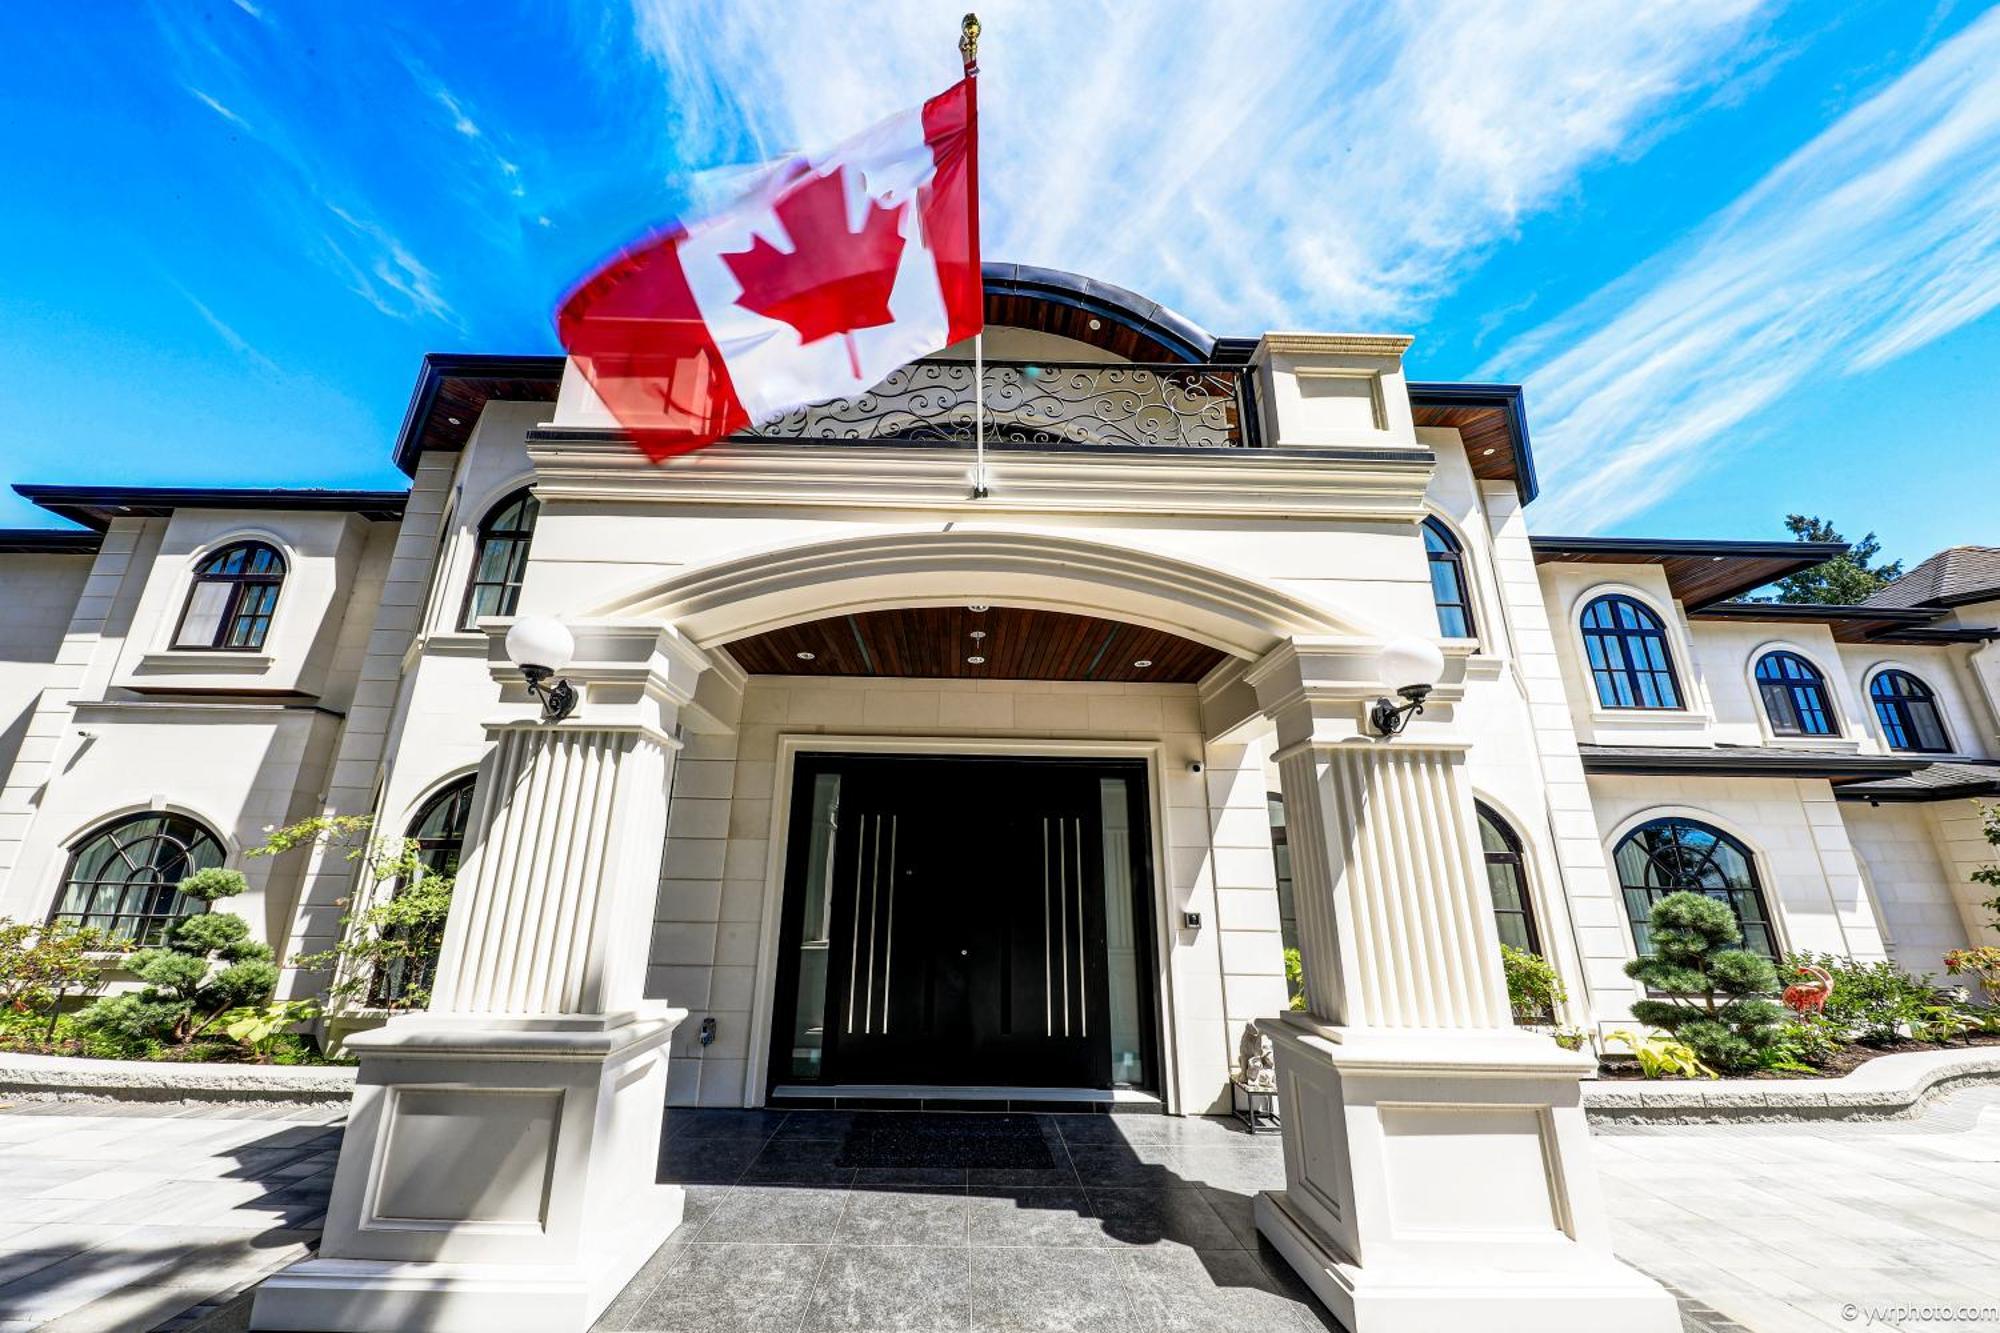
xmin=1256 ymin=333 xmax=1415 ymax=359
xmin=523 ymin=433 xmax=1436 ymax=521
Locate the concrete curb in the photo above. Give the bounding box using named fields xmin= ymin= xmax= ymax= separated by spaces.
xmin=1583 ymin=1046 xmax=2000 ymax=1125
xmin=0 ymin=1050 xmax=356 ymax=1105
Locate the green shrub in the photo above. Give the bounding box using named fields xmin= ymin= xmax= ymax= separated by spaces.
xmin=75 ymin=865 xmax=277 ymax=1050
xmin=1604 ymin=1028 xmax=1715 ymax=1079
xmin=1501 ymin=944 xmax=1566 ymax=1024
xmin=1282 ymin=947 xmax=1305 ymax=1011
xmin=1784 ymin=952 xmax=1941 ymax=1046
xmin=0 ymin=918 xmax=115 ymax=1039
xmin=1625 ymin=892 xmax=1784 ymax=1071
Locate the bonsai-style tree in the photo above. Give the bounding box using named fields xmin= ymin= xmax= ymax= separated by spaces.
xmin=1625 ymin=891 xmax=1783 ymax=1071
xmin=77 ymin=867 xmax=279 ymax=1048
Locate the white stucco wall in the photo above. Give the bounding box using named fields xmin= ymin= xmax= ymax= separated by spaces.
xmin=0 ymin=551 xmax=92 ymax=784
xmin=1842 ymin=799 xmax=1978 ymax=972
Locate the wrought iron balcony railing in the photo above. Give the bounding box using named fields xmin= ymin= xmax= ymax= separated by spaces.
xmin=750 ymin=358 xmax=1259 ymax=450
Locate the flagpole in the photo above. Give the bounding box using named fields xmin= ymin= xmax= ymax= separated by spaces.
xmin=962 ymin=12 xmax=987 ymax=500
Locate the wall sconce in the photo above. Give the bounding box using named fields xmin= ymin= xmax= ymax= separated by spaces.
xmin=1370 ymin=637 xmax=1446 ymax=737
xmin=505 ymin=616 xmax=578 ymax=723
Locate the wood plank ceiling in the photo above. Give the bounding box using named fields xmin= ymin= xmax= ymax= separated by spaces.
xmin=1411 ymin=402 xmax=1518 ymax=488
xmin=721 ymin=606 xmax=1227 ymax=683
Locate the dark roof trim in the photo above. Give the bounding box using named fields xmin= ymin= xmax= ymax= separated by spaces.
xmin=1578 ymin=744 xmax=1921 ymax=781
xmin=1532 ymin=536 xmax=1848 ymax=562
xmin=1870 ymin=626 xmax=2000 ymax=645
xmin=0 ymin=527 xmax=102 ymax=554
xmin=1407 ymin=382 xmax=1537 ymax=504
xmin=14 ymin=485 xmax=407 ymax=531
xmin=1682 ymin=601 xmax=1999 ymax=645
xmin=1532 ymin=536 xmax=1849 ymax=610
xmin=1837 ymin=763 xmax=2000 ymax=804
xmin=391 ymin=353 xmax=566 ymax=478
xmin=981 ymin=263 xmax=1217 ymax=363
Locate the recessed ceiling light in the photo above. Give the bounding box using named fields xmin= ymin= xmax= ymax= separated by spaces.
xmin=1481 ymin=447 xmax=1496 ymax=456
xmin=970 ymin=629 xmax=987 ymax=640
xmin=966 ymin=655 xmax=986 ymax=665
xmin=1133 ymin=659 xmax=1153 ymax=668
xmin=796 ymin=651 xmax=816 ymax=660
xmin=1087 ymin=318 xmax=1102 ymax=330
xmin=967 ymin=604 xmax=989 ymax=613
xmin=1710 ymin=556 xmax=1726 ymax=562
xmin=447 ymin=417 xmax=462 ymax=426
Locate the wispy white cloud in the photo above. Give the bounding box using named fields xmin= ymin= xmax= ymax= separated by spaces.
xmin=624 ymin=0 xmax=1774 ymax=331
xmin=185 ymin=86 xmax=249 ymax=131
xmin=175 ymin=286 xmax=281 ymax=375
xmin=398 ymin=51 xmax=528 ymax=198
xmin=1482 ymin=8 xmax=2000 ymax=532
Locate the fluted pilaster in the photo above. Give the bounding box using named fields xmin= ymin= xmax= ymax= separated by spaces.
xmin=430 ymin=723 xmax=675 ymax=1017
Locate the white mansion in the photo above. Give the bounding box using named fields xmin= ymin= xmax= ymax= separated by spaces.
xmin=1 ymin=266 xmax=1995 ymax=1329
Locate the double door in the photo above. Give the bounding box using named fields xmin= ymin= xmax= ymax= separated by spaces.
xmin=773 ymin=754 xmax=1153 ymax=1089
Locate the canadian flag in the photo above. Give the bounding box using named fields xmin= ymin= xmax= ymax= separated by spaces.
xmin=557 ymin=78 xmax=981 ymax=460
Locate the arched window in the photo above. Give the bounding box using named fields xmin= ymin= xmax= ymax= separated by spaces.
xmin=1613 ymin=818 xmax=1776 ymax=960
xmin=1477 ymin=803 xmax=1538 ymax=954
xmin=174 ymin=541 xmax=285 ymax=650
xmin=1579 ymin=595 xmax=1682 ymax=710
xmin=1755 ymin=651 xmax=1838 ymax=737
xmin=369 ymin=777 xmax=476 ymax=1008
xmin=1871 ymin=669 xmax=1950 ymax=753
xmin=1422 ymin=517 xmax=1476 ymax=639
xmin=50 ymin=812 xmax=224 ymax=946
xmin=460 ymin=489 xmax=539 ymax=628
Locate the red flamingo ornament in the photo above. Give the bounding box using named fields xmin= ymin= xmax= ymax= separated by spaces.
xmin=1782 ymin=964 xmax=1834 ymax=1018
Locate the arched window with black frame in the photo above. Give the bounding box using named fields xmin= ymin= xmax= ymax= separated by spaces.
xmin=173 ymin=541 xmax=285 ymax=650
xmin=1755 ymin=650 xmax=1839 ymax=737
xmin=1422 ymin=516 xmax=1476 ymax=639
xmin=459 ymin=489 xmax=539 ymax=629
xmin=1613 ymin=817 xmax=1777 ymax=961
xmin=1477 ymin=803 xmax=1539 ymax=954
xmin=50 ymin=812 xmax=225 ymax=947
xmin=1870 ymin=669 xmax=1951 ymax=754
xmin=1579 ymin=594 xmax=1683 ymax=710
xmin=368 ymin=776 xmax=476 ymax=1008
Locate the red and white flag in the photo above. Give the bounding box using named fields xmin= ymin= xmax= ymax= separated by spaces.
xmin=557 ymin=77 xmax=981 ymax=460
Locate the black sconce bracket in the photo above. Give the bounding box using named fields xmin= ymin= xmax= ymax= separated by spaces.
xmin=521 ymin=664 xmax=579 ymax=723
xmin=1369 ymin=684 xmax=1433 ymax=737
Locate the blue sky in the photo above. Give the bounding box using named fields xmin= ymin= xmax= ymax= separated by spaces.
xmin=1 ymin=1 xmax=1997 ymax=562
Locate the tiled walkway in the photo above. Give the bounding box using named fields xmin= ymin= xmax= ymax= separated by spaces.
xmin=0 ymin=1101 xmax=339 ymax=1332
xmin=599 ymin=1108 xmax=1329 ymax=1333
xmin=6 ymin=1089 xmax=2000 ymax=1331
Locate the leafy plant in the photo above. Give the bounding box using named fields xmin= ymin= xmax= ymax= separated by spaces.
xmin=1786 ymin=952 xmax=1940 ymax=1046
xmin=1625 ymin=892 xmax=1784 ymax=1071
xmin=1769 ymin=1013 xmax=1843 ymax=1068
xmin=1551 ymin=1027 xmax=1588 ymax=1052
xmin=1605 ymin=1028 xmax=1716 ymax=1080
xmin=223 ymin=999 xmax=320 ymax=1063
xmin=1501 ymin=944 xmax=1566 ymax=1025
xmin=253 ymin=815 xmax=455 ymax=1011
xmin=0 ymin=919 xmax=116 ymax=1039
xmin=74 ymin=866 xmax=277 ymax=1049
xmin=1282 ymin=947 xmax=1305 ymax=1012
xmin=1910 ymin=1003 xmax=1979 ymax=1045
xmin=1943 ymin=946 xmax=2000 ymax=1005
xmin=1971 ymin=801 xmax=2000 ymax=926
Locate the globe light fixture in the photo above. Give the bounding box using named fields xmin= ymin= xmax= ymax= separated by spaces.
xmin=1370 ymin=636 xmax=1446 ymax=736
xmin=505 ymin=615 xmax=579 ymax=723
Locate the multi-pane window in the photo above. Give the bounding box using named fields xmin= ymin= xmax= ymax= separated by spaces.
xmin=1613 ymin=818 xmax=1777 ymax=961
xmin=174 ymin=542 xmax=284 ymax=650
xmin=1422 ymin=517 xmax=1476 ymax=639
xmin=1477 ymin=803 xmax=1539 ymax=954
xmin=1755 ymin=651 xmax=1838 ymax=737
xmin=50 ymin=813 xmax=224 ymax=946
xmin=1871 ymin=669 xmax=1951 ymax=753
xmin=460 ymin=489 xmax=539 ymax=628
xmin=1579 ymin=595 xmax=1682 ymax=710
xmin=368 ymin=777 xmax=476 ymax=1008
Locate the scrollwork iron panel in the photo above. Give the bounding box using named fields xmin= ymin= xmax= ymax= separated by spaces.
xmin=753 ymin=359 xmax=1252 ymax=449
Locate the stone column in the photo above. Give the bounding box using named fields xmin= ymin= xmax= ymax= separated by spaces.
xmin=1245 ymin=639 xmax=1675 ymax=1333
xmin=253 ymin=625 xmax=707 ymax=1333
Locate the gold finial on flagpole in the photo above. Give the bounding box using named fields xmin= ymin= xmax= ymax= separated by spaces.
xmin=960 ymin=13 xmax=981 ymax=75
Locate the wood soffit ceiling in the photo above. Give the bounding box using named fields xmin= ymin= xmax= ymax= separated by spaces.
xmin=1412 ymin=401 xmax=1518 ymax=486
xmin=721 ymin=606 xmax=1228 ymax=684
xmin=1530 ymin=539 xmax=1851 ymax=610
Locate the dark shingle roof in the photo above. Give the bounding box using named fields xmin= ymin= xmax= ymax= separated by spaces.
xmin=1836 ymin=761 xmax=2000 ymax=803
xmin=1864 ymin=547 xmax=2000 ymax=610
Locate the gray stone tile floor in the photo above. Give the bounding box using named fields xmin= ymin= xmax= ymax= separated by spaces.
xmin=6 ymin=1087 xmax=2000 ymax=1331
xmin=0 ymin=1100 xmax=340 ymax=1333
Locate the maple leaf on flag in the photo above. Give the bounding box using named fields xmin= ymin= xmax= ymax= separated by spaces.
xmin=722 ymin=165 xmax=908 ymax=380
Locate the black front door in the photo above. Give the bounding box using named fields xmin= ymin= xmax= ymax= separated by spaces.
xmin=771 ymin=755 xmax=1154 ymax=1090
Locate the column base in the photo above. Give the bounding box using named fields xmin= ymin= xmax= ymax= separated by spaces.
xmin=1254 ymin=1016 xmax=1677 ymax=1333
xmin=251 ymin=1005 xmax=687 ymax=1333
xmin=1256 ymin=1190 xmax=1674 ymax=1333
